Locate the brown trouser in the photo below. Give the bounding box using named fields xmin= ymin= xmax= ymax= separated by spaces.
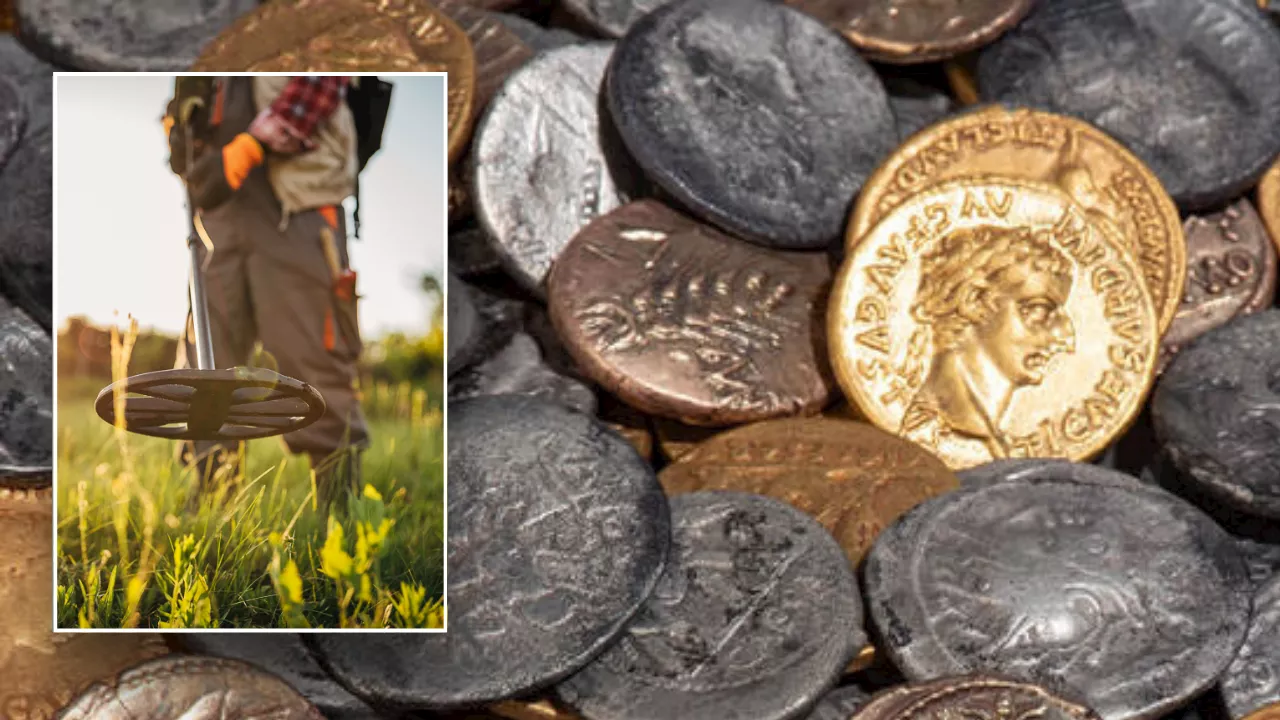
xmin=174 ymin=77 xmax=369 ymax=506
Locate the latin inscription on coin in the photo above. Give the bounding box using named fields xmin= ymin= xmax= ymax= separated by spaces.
xmin=1153 ymin=311 xmax=1280 ymax=519
xmin=865 ymin=477 xmax=1252 ymax=720
xmin=1159 ymin=200 xmax=1278 ymax=371
xmin=557 ymin=491 xmax=863 ymax=720
xmin=4 ymin=489 xmax=168 ymax=717
xmin=548 ymin=201 xmax=835 ymax=426
xmin=190 ymin=0 xmax=477 ymax=164
xmin=850 ymin=106 xmax=1186 ymax=333
xmin=660 ymin=417 xmax=958 ymax=567
xmin=1222 ymin=575 xmax=1280 ymax=719
xmin=830 ymin=178 xmax=1158 ymax=470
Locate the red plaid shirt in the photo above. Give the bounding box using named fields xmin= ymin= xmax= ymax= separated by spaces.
xmin=249 ymin=76 xmax=348 ymax=154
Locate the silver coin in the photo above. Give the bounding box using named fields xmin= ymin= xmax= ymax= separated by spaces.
xmin=1221 ymin=574 xmax=1280 ymax=719
xmin=804 ymin=685 xmax=872 ymax=720
xmin=309 ymin=395 xmax=669 ymax=710
xmin=958 ymin=459 xmax=1144 ymax=489
xmin=58 ymin=655 xmax=324 ymax=720
xmin=448 ymin=271 xmax=483 ymax=375
xmin=556 ymin=491 xmax=863 ymax=720
xmin=448 ymin=331 xmax=598 ymax=415
xmin=864 ymin=473 xmax=1252 ymax=720
xmin=472 ymin=43 xmax=628 ymax=290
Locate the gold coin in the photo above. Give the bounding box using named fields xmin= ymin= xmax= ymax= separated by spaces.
xmin=660 ymin=417 xmax=958 ymax=569
xmin=830 ymin=177 xmax=1158 ymax=470
xmin=849 ymin=106 xmax=1185 ymax=333
xmin=943 ymin=59 xmax=979 ymax=106
xmin=1259 ymin=158 xmax=1280 ymax=256
xmin=491 ymin=699 xmax=581 ymax=720
xmin=190 ymin=0 xmax=477 ymax=164
xmin=6 ymin=488 xmax=169 ymax=714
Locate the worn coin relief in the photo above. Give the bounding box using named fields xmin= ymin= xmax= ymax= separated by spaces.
xmin=833 ymin=179 xmax=1157 ymax=470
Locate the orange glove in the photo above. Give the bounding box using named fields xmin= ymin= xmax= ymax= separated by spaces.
xmin=187 ymin=133 xmax=264 ymax=210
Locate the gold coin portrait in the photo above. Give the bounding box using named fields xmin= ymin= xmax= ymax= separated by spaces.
xmin=829 ymin=178 xmax=1158 ymax=470
xmin=849 ymin=105 xmax=1185 ymax=333
xmin=1259 ymin=158 xmax=1280 ymax=256
xmin=191 ymin=0 xmax=477 ymax=164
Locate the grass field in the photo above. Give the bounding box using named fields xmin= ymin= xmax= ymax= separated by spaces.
xmin=55 ymin=341 xmax=445 ymax=629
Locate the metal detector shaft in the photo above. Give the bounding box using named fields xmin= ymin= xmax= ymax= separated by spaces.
xmin=187 ymin=224 xmax=216 ymax=370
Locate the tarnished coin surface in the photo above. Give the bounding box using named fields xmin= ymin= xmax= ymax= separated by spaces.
xmin=190 ymin=0 xmax=477 ymax=164
xmin=310 ymin=395 xmax=668 ymax=710
xmin=448 ymin=331 xmax=598 ymax=415
xmin=60 ymin=656 xmax=323 ymax=720
xmin=448 ymin=271 xmax=482 ymax=374
xmin=166 ymin=635 xmax=378 ymax=720
xmin=7 ymin=489 xmax=169 ymax=715
xmin=864 ymin=473 xmax=1252 ymax=720
xmin=1158 ymin=200 xmax=1278 ymax=372
xmin=556 ymin=491 xmax=863 ymax=720
xmin=0 ymin=296 xmax=52 ymax=477
xmin=789 ymin=0 xmax=1034 ymax=64
xmin=830 ymin=178 xmax=1158 ymax=471
xmin=472 ymin=43 xmax=627 ymax=290
xmin=1222 ymin=574 xmax=1280 ymax=719
xmin=493 ymin=13 xmax=585 ymax=51
xmin=958 ymin=458 xmax=1143 ymax=489
xmin=1153 ymin=310 xmax=1280 ymax=519
xmin=606 ymin=0 xmax=896 ymax=250
xmin=0 ymin=73 xmax=21 ymax=171
xmin=15 ymin=0 xmax=257 ymax=70
xmin=884 ymin=76 xmax=955 ymax=142
xmin=558 ymin=0 xmax=667 ymax=37
xmin=436 ymin=0 xmax=532 ymax=117
xmin=1260 ymin=160 xmax=1280 ymax=257
xmin=976 ymin=0 xmax=1280 ymax=211
xmin=660 ymin=417 xmax=959 ymax=568
xmin=849 ymin=105 xmax=1186 ymax=334
xmin=547 ymin=201 xmax=835 ymax=426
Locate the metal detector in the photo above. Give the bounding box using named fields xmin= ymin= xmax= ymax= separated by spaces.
xmin=94 ymin=103 xmax=326 ymax=442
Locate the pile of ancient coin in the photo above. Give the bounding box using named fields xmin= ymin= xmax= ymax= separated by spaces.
xmin=28 ymin=0 xmax=1280 ymax=717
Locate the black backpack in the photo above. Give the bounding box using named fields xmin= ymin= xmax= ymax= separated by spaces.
xmin=346 ymin=77 xmax=394 ymax=238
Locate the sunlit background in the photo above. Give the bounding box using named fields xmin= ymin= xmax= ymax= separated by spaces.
xmin=54 ymin=73 xmax=446 ymax=339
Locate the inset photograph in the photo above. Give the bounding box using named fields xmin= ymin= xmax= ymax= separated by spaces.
xmin=54 ymin=73 xmax=447 ymax=630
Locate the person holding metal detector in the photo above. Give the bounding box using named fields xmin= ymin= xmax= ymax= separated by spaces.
xmin=162 ymin=76 xmax=392 ymax=513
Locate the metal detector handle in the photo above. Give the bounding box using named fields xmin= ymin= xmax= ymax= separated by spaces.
xmin=183 ymin=123 xmax=216 ymax=371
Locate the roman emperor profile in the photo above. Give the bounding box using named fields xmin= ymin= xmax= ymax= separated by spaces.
xmin=899 ymin=225 xmax=1076 ymax=460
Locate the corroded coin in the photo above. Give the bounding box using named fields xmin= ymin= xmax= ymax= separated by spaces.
xmin=830 ymin=177 xmax=1158 ymax=470
xmin=60 ymin=656 xmax=323 ymax=719
xmin=1222 ymin=574 xmax=1280 ymax=719
xmin=849 ymin=105 xmax=1186 ymax=334
xmin=448 ymin=331 xmax=598 ymax=415
xmin=861 ymin=677 xmax=1100 ymax=720
xmin=864 ymin=471 xmax=1252 ymax=720
xmin=556 ymin=491 xmax=863 ymax=720
xmin=806 ymin=685 xmax=871 ymax=720
xmin=166 ymin=634 xmax=378 ymax=719
xmin=309 ymin=395 xmax=668 ymax=710
xmin=547 ymin=200 xmax=836 ymax=426
xmin=660 ymin=417 xmax=959 ymax=568
xmin=958 ymin=458 xmax=1143 ymax=489
xmin=976 ymin=0 xmax=1280 ymax=211
xmin=1158 ymin=200 xmax=1278 ymax=372
xmin=789 ymin=0 xmax=1034 ymax=64
xmin=448 ymin=271 xmax=483 ymax=375
xmin=1260 ymin=160 xmax=1280 ymax=257
xmin=0 ymin=295 xmax=52 ymax=477
xmin=6 ymin=489 xmax=169 ymax=715
xmin=471 ymin=43 xmax=628 ymax=290
xmin=606 ymin=0 xmax=896 ymax=250
xmin=16 ymin=0 xmax=257 ymax=70
xmin=189 ymin=0 xmax=477 ymax=164
xmin=1153 ymin=310 xmax=1280 ymax=519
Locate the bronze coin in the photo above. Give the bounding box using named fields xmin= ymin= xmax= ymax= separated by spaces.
xmin=1158 ymin=199 xmax=1278 ymax=372
xmin=189 ymin=0 xmax=477 ymax=164
xmin=491 ymin=699 xmax=582 ymax=720
xmin=789 ymin=0 xmax=1034 ymax=64
xmin=853 ymin=677 xmax=1100 ymax=720
xmin=1260 ymin=158 xmax=1280 ymax=259
xmin=660 ymin=417 xmax=959 ymax=568
xmin=1246 ymin=703 xmax=1280 ymax=720
xmin=60 ymin=656 xmax=323 ymax=719
xmin=547 ymin=200 xmax=837 ymax=426
xmin=653 ymin=418 xmax=720 ymax=463
xmin=9 ymin=488 xmax=169 ymax=715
